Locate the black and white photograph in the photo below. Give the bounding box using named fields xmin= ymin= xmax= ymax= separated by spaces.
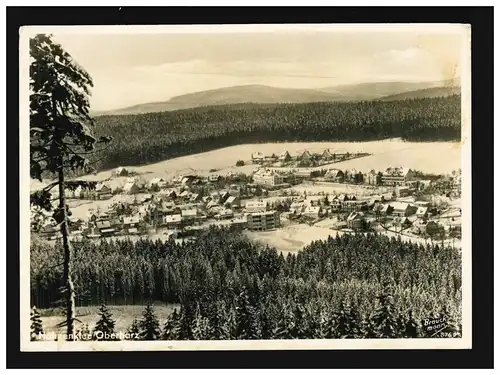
xmin=22 ymin=23 xmax=471 ymax=351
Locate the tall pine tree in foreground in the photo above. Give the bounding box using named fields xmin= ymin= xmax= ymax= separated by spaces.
xmin=371 ymin=292 xmax=398 ymax=338
xmin=30 ymin=306 xmax=44 ymax=341
xmin=93 ymin=303 xmax=117 ymax=341
xmin=162 ymin=308 xmax=180 ymax=341
xmin=138 ymin=302 xmax=162 ymax=341
xmin=127 ymin=318 xmax=140 ymax=341
xmin=403 ymin=310 xmax=419 ymax=338
xmin=191 ymin=306 xmax=210 ymax=340
xmin=29 ymin=34 xmax=112 ymax=339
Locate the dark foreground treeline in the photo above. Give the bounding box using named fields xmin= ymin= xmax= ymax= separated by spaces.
xmin=93 ymin=96 xmax=461 ymax=170
xmin=31 ymin=228 xmax=462 ymax=339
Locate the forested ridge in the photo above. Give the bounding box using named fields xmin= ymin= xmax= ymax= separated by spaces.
xmin=92 ymin=95 xmax=461 ymax=170
xmin=31 ymin=228 xmax=462 ymax=339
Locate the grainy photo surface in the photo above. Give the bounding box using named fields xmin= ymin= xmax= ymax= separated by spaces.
xmin=22 ymin=24 xmax=471 ymax=351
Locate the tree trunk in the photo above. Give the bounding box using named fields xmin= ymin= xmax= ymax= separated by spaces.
xmin=58 ymin=165 xmax=76 ymax=340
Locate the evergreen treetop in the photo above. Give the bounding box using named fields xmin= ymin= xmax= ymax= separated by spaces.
xmin=93 ymin=303 xmax=117 ymax=341
xmin=30 ymin=306 xmax=44 ymax=341
xmin=138 ymin=302 xmax=162 ymax=341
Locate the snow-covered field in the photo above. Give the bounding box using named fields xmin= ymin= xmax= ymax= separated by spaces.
xmin=30 ymin=139 xmax=461 ymax=192
xmin=244 ymin=224 xmax=342 ymax=254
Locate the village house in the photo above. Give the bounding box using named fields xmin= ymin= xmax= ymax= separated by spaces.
xmin=159 ymin=188 xmax=177 ymax=200
xmin=159 ymin=200 xmax=176 ymax=212
xmin=251 ymin=152 xmax=265 ymax=164
xmin=89 ymin=210 xmax=113 ymax=222
xmin=122 ymin=216 xmax=140 ymax=229
xmin=381 ymin=167 xmax=415 ymax=186
xmin=297 ymin=151 xmax=314 ymax=167
xmin=252 ymin=169 xmax=284 ymax=187
xmin=322 ymin=149 xmax=334 ymax=161
xmin=227 ymin=215 xmax=249 ymax=230
xmin=303 ymin=206 xmax=322 ymax=218
xmin=123 ymin=181 xmax=142 ymax=195
xmin=293 ymin=170 xmax=313 ymax=182
xmin=114 ymin=167 xmax=129 ymax=177
xmin=209 ymin=191 xmax=222 ymax=204
xmin=247 ymin=210 xmax=280 ymax=231
xmin=95 ymin=183 xmax=113 ymax=199
xmin=364 ymin=170 xmax=380 ymax=186
xmin=96 ymin=220 xmax=117 ymax=237
xmin=289 ymin=202 xmax=305 ymax=215
xmin=324 ymin=169 xmax=345 ymax=183
xmin=207 ymin=200 xmax=221 ymax=211
xmin=150 ymin=201 xmax=175 ymax=223
xmin=163 ymin=214 xmax=182 ymax=229
xmin=279 ymin=150 xmax=292 ymax=162
xmin=147 ymin=178 xmax=167 ymax=190
xmin=208 ymin=174 xmax=221 ymax=182
xmin=375 ymin=203 xmax=394 ymax=217
xmin=245 ymin=200 xmax=268 ymax=213
xmin=346 ymin=169 xmax=363 ymax=184
xmin=416 ymin=206 xmax=429 ymax=219
xmin=391 ymin=202 xmax=418 ymax=217
xmin=225 ymin=195 xmax=241 ymax=208
xmin=402 ymin=217 xmax=414 ymax=229
xmin=329 ymin=199 xmax=343 ymax=213
xmin=178 ymin=190 xmax=190 ymax=200
xmin=228 ymin=184 xmax=242 ymax=195
xmin=215 ymin=208 xmax=234 ymax=220
xmin=181 ymin=176 xmax=196 ymax=186
xmin=181 ymin=208 xmax=198 ymax=225
xmin=190 ymin=193 xmax=201 ymax=203
xmin=136 ymin=205 xmax=150 ymax=219
xmin=394 ymin=186 xmax=413 ymax=198
xmin=218 ymin=190 xmax=231 ymax=204
xmin=347 ymin=212 xmax=365 ymax=230
xmin=207 ymin=206 xmax=222 ymax=218
xmin=342 ymin=199 xmax=369 ymax=213
xmin=299 ymin=150 xmax=312 ymax=161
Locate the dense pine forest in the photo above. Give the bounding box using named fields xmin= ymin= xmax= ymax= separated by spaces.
xmin=92 ymin=96 xmax=461 ymax=170
xmin=30 ymin=228 xmax=462 ymax=339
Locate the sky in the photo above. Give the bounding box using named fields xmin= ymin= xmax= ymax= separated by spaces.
xmin=49 ymin=25 xmax=466 ymax=112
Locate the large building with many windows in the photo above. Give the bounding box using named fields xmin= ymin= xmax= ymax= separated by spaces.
xmin=252 ymin=169 xmax=284 ymax=186
xmin=381 ymin=167 xmax=415 ymax=186
xmin=247 ymin=210 xmax=280 ymax=231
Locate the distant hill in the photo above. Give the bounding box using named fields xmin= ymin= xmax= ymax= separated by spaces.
xmin=93 ymin=85 xmax=340 ymax=116
xmin=317 ymin=80 xmax=454 ymax=100
xmin=93 ymin=79 xmax=461 ymax=116
xmin=379 ymin=86 xmax=461 ymax=101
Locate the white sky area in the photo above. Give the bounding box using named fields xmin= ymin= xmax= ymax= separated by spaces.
xmin=51 ymin=28 xmax=464 ymax=111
